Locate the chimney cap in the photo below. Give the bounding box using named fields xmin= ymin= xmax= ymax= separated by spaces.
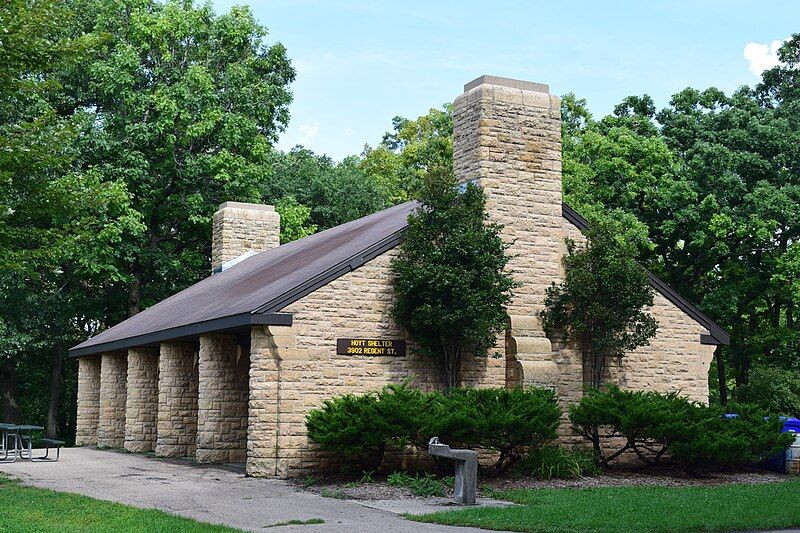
xmin=216 ymin=201 xmax=275 ymax=212
xmin=464 ymin=75 xmax=549 ymax=94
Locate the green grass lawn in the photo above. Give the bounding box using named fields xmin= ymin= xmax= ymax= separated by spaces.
xmin=0 ymin=475 xmax=242 ymax=532
xmin=410 ymin=480 xmax=800 ymax=533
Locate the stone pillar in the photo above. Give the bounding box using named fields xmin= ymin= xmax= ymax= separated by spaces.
xmin=453 ymin=75 xmax=563 ymax=390
xmin=124 ymin=347 xmax=159 ymax=452
xmin=75 ymin=357 xmax=101 ymax=446
xmin=197 ymin=333 xmax=249 ymax=464
xmin=247 ymin=325 xmax=295 ymax=477
xmin=156 ymin=342 xmax=198 ymax=458
xmin=211 ymin=201 xmax=280 ymax=273
xmin=97 ymin=352 xmax=127 ymax=448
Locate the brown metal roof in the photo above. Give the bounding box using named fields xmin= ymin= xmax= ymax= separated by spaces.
xmin=70 ymin=200 xmax=729 ymax=357
xmin=69 ymin=201 xmax=415 ymax=357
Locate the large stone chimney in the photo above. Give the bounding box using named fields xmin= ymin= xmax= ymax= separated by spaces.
xmin=211 ymin=202 xmax=280 ymax=274
xmin=453 ymin=75 xmax=563 ymax=389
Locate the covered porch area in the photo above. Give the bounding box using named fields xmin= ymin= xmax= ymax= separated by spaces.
xmin=72 ymin=313 xmax=289 ymax=467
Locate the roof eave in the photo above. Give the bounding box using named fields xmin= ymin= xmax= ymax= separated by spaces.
xmin=68 ymin=312 xmax=293 ymax=358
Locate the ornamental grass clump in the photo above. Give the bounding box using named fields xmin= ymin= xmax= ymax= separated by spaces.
xmin=515 ymin=445 xmax=600 ymax=479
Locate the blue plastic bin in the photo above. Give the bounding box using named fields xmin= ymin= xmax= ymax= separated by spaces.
xmin=762 ymin=417 xmax=799 ymax=472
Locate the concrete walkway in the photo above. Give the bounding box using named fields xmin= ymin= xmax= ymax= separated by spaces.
xmin=0 ymin=447 xmax=503 ymax=532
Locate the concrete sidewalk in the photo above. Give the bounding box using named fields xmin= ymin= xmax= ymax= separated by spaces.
xmin=0 ymin=447 xmax=502 ymax=532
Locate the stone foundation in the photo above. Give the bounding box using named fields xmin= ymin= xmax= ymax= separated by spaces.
xmin=197 ymin=333 xmax=249 ymax=464
xmin=97 ymin=352 xmax=127 ymax=448
xmin=156 ymin=342 xmax=198 ymax=458
xmin=124 ymin=347 xmax=159 ymax=452
xmin=75 ymin=357 xmax=101 ymax=446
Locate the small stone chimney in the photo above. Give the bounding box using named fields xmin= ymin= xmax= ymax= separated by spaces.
xmin=453 ymin=75 xmax=563 ymax=390
xmin=211 ymin=202 xmax=280 ymax=274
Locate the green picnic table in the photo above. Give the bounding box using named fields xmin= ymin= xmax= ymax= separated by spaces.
xmin=0 ymin=424 xmax=61 ymax=462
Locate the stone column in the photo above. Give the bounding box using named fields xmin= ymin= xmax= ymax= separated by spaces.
xmin=156 ymin=342 xmax=198 ymax=458
xmin=75 ymin=357 xmax=101 ymax=446
xmin=197 ymin=333 xmax=249 ymax=464
xmin=453 ymin=75 xmax=563 ymax=390
xmin=211 ymin=202 xmax=280 ymax=273
xmin=247 ymin=325 xmax=292 ymax=477
xmin=97 ymin=352 xmax=127 ymax=448
xmin=124 ymin=347 xmax=159 ymax=452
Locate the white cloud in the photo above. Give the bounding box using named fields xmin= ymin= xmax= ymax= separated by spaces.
xmin=298 ymin=123 xmax=319 ymax=144
xmin=743 ymin=39 xmax=785 ymax=76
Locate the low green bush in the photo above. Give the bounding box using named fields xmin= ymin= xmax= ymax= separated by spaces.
xmin=735 ymin=366 xmax=800 ymax=417
xmin=306 ymin=384 xmax=562 ymax=472
xmin=434 ymin=388 xmax=561 ymax=472
xmin=568 ymin=386 xmax=692 ymax=465
xmin=669 ymin=402 xmax=793 ymax=474
xmin=568 ymin=386 xmax=794 ymax=473
xmin=305 ymin=392 xmax=389 ymax=468
xmin=515 ymin=445 xmax=600 ymax=479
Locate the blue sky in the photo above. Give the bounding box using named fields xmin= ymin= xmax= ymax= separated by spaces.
xmin=212 ymin=0 xmax=798 ymax=161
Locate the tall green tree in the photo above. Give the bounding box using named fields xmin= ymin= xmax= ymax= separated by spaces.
xmin=655 ymin=72 xmax=799 ymax=387
xmin=562 ymin=39 xmax=800 ymax=394
xmin=391 ymin=170 xmax=516 ymax=389
xmin=0 ymin=0 xmax=139 ymax=433
xmin=265 ymin=147 xmax=390 ymax=231
xmin=61 ymin=0 xmax=296 ymax=318
xmin=361 ymin=104 xmax=453 ymax=202
xmin=541 ymin=223 xmax=658 ymax=390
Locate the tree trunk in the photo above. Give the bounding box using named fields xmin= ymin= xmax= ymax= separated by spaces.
xmin=46 ymin=340 xmax=64 ymax=438
xmin=715 ymin=346 xmax=727 ymax=406
xmin=441 ymin=341 xmax=463 ymax=391
xmin=128 ymin=263 xmax=142 ymax=316
xmin=0 ymin=361 xmax=22 ymax=423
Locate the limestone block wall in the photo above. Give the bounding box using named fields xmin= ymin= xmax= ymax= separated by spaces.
xmin=124 ymin=347 xmax=159 ymax=452
xmin=453 ymin=77 xmax=564 ymax=393
xmin=75 ymin=357 xmax=101 ymax=446
xmin=156 ymin=342 xmax=198 ymax=458
xmin=197 ymin=333 xmax=249 ymax=464
xmin=97 ymin=352 xmax=127 ymax=449
xmin=212 ymin=201 xmax=280 ymax=272
xmin=247 ymin=249 xmax=505 ymax=477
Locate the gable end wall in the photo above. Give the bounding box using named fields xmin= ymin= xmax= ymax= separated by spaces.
xmin=246 ymin=220 xmax=718 ymax=477
xmin=558 ymin=220 xmax=717 ymax=410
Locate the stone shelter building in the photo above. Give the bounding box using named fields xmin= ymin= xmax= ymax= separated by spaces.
xmin=70 ymin=75 xmax=729 ymax=477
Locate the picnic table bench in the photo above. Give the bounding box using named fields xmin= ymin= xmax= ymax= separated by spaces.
xmin=0 ymin=423 xmax=62 ymax=462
